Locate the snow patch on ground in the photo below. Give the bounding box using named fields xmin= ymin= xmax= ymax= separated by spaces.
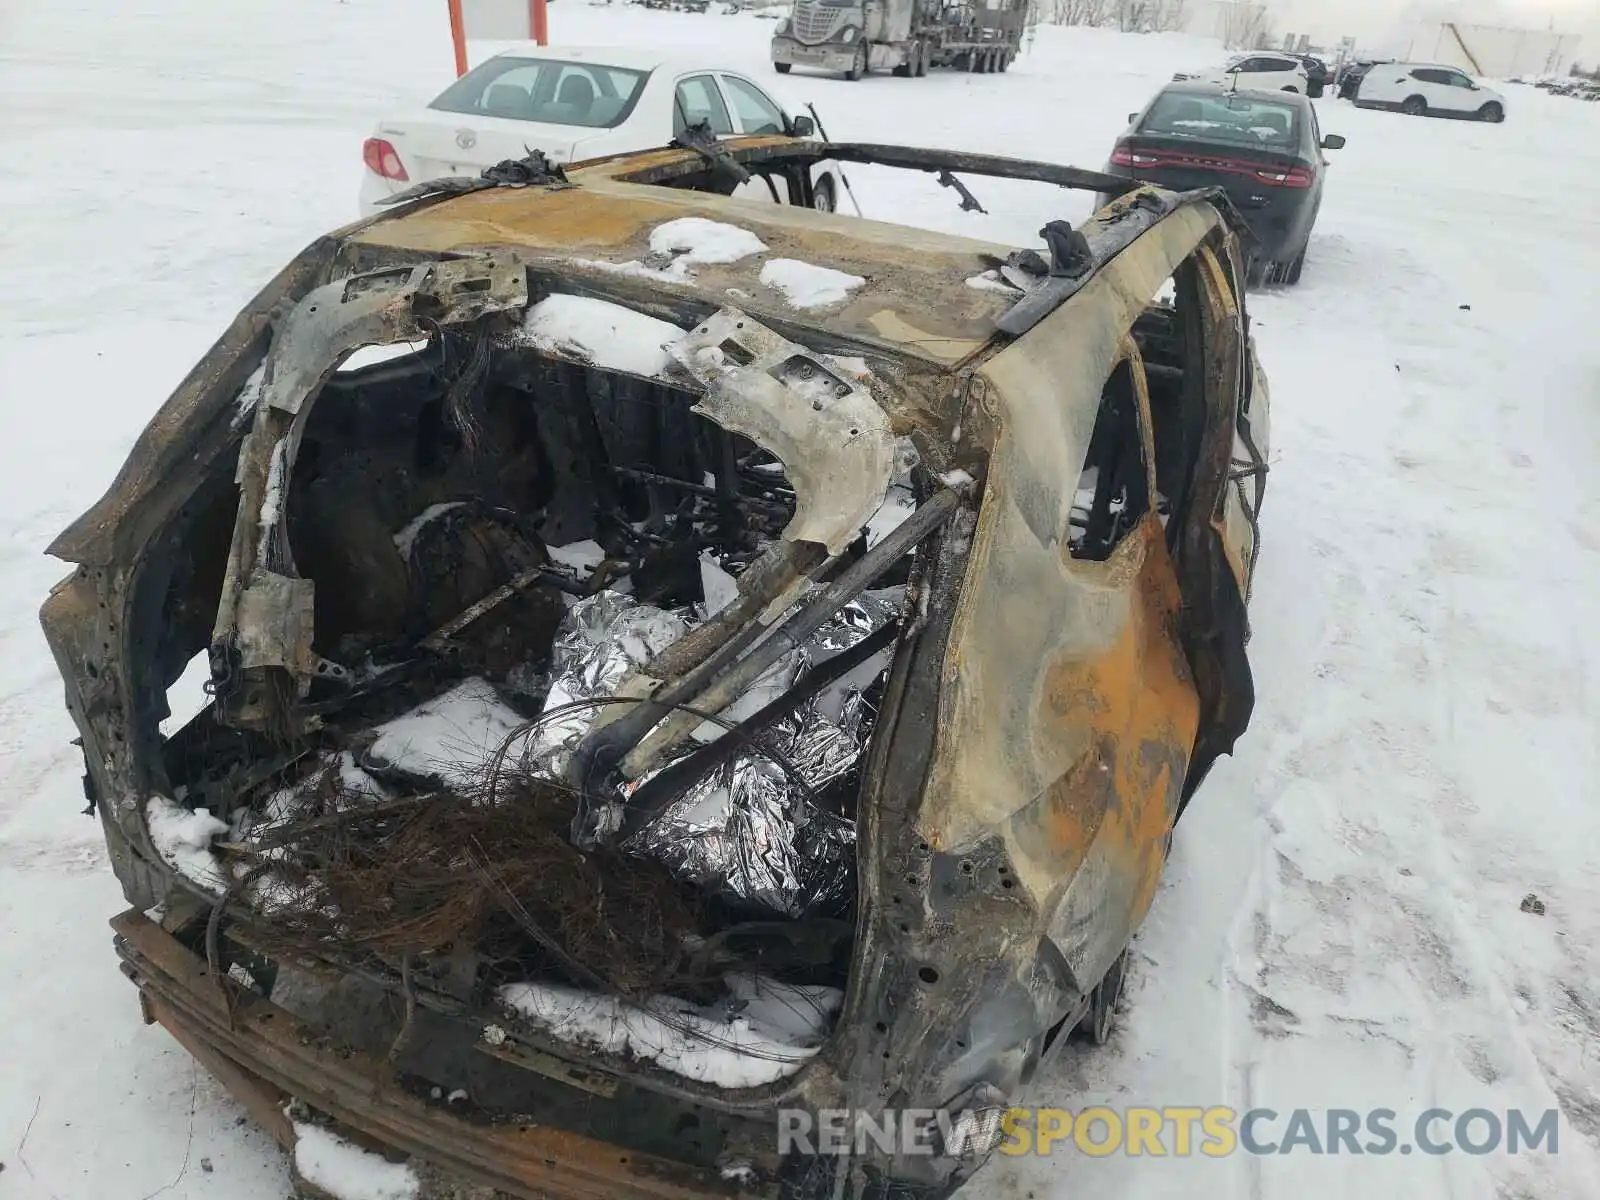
xmin=146 ymin=795 xmax=229 ymax=892
xmin=365 ymin=678 xmax=526 ymax=789
xmin=496 ymin=974 xmax=842 ymax=1088
xmin=648 ymin=217 xmax=767 ymax=265
xmin=292 ymin=1122 xmax=420 ymax=1200
xmin=758 ymin=258 xmax=865 ymax=308
xmin=392 ymin=501 xmax=465 ymax=560
xmin=518 ymin=293 xmax=685 ymax=379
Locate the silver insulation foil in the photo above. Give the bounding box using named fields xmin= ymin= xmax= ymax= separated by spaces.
xmin=528 ymin=587 xmax=902 ymax=917
xmin=523 ymin=592 xmax=689 ymax=780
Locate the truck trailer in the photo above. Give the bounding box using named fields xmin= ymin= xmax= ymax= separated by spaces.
xmin=771 ymin=0 xmax=1029 ymax=80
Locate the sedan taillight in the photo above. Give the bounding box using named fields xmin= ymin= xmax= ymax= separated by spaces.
xmin=1253 ymin=165 xmax=1314 ymax=188
xmin=362 ymin=137 xmax=409 ymax=182
xmin=1110 ymin=144 xmax=1162 ymax=168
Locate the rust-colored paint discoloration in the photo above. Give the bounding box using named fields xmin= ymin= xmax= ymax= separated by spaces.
xmin=1014 ymin=518 xmax=1199 ymax=958
xmin=915 ymin=204 xmax=1222 ymax=993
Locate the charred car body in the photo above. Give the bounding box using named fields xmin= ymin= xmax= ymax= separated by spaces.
xmin=41 ymin=136 xmax=1269 ymax=1199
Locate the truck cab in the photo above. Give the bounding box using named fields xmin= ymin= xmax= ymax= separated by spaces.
xmin=771 ymin=0 xmax=1027 ymax=80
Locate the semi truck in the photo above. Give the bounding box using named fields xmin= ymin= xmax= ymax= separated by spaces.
xmin=770 ymin=0 xmax=1030 ymax=80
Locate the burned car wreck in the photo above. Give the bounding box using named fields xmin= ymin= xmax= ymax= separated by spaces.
xmin=41 ymin=137 xmax=1269 ymax=1199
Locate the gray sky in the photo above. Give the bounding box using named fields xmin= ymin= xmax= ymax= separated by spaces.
xmin=1268 ymin=0 xmax=1597 ymax=49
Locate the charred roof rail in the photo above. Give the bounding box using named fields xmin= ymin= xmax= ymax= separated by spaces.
xmin=994 ymin=185 xmax=1260 ymax=337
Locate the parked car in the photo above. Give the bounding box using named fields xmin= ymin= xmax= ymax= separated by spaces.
xmin=1175 ymin=52 xmax=1311 ymax=94
xmin=1294 ymin=53 xmax=1330 ymax=97
xmin=44 ymin=135 xmax=1269 ymax=1200
xmin=1354 ymin=62 xmax=1507 ymax=121
xmin=1336 ymin=58 xmax=1390 ymax=99
xmin=1100 ymin=82 xmax=1345 ymax=286
xmin=358 ymin=45 xmax=844 ymax=214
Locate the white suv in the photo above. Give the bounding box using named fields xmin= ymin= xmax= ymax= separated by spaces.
xmin=1176 ymin=53 xmax=1310 ymax=95
xmin=1355 ymin=63 xmax=1507 ymax=122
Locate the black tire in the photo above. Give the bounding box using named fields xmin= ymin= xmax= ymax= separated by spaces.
xmin=844 ymin=45 xmax=867 ymax=81
xmin=998 ymin=50 xmax=1012 ymax=72
xmin=967 ymin=49 xmax=982 ymax=73
xmin=1075 ymin=950 xmax=1129 ymax=1045
xmin=914 ymin=41 xmax=928 ymax=76
xmin=1402 ymin=95 xmax=1428 ymax=116
xmin=774 ymin=62 xmax=792 ymax=74
xmin=1478 ymin=101 xmax=1504 ymax=123
xmin=811 ymin=175 xmax=836 ymax=212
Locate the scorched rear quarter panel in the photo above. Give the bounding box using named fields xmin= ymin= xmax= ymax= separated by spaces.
xmin=920 ymin=204 xmax=1221 ymax=995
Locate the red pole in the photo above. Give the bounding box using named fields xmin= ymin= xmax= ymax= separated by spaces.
xmin=448 ymin=0 xmax=469 ymax=77
xmin=530 ymin=0 xmax=549 ymax=45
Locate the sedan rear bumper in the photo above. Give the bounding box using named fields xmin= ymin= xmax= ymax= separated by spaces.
xmin=112 ymin=910 xmax=764 ymax=1200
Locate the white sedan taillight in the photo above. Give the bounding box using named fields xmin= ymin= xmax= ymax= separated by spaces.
xmin=362 ymin=138 xmax=409 ymax=182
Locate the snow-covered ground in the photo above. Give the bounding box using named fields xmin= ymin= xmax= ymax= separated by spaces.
xmin=2 ymin=3 xmax=1598 ymax=1197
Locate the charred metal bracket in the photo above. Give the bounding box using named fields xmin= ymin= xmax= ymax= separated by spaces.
xmin=212 ymin=257 xmax=529 ymax=730
xmin=669 ymin=121 xmax=753 ymax=186
xmin=995 ymin=186 xmax=1255 ymax=338
xmin=937 ymin=170 xmax=987 ymax=215
xmin=669 ymin=309 xmax=896 ymax=558
xmin=1039 ymin=220 xmax=1093 ymax=278
xmin=376 ymin=149 xmax=573 ymax=208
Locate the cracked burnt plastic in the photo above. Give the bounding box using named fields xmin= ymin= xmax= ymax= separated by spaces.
xmin=40 ymin=142 xmax=1269 ymax=1200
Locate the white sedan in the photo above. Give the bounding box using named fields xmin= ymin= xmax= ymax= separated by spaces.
xmin=358 ymin=45 xmax=844 ymax=216
xmin=1175 ymin=52 xmax=1311 ymax=95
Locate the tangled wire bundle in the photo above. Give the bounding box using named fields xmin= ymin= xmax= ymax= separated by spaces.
xmin=245 ymin=766 xmax=707 ymax=1000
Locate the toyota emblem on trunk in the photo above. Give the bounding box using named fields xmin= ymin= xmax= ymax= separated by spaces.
xmin=455 ymin=129 xmax=477 ymax=150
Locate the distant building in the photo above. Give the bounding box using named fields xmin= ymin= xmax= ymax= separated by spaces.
xmin=1400 ymin=22 xmax=1582 ymax=76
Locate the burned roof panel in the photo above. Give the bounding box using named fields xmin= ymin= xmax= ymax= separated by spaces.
xmin=349 ymin=152 xmax=1023 ymax=368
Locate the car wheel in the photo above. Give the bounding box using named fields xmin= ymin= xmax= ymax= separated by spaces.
xmin=914 ymin=41 xmax=928 ymax=76
xmin=811 ymin=175 xmax=836 ymax=212
xmin=1286 ymin=246 xmax=1306 ymax=285
xmin=1076 ymin=950 xmax=1129 ymax=1045
xmin=968 ymin=49 xmax=983 ymax=73
xmin=844 ymin=45 xmax=867 ymax=81
xmin=774 ymin=62 xmax=792 ymax=74
xmin=1478 ymin=101 xmax=1504 ymax=123
xmin=999 ymin=50 xmax=1012 ymax=72
xmin=1402 ymin=95 xmax=1428 ymax=116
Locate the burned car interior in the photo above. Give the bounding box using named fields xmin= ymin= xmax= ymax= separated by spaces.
xmin=42 ymin=139 xmax=1268 ymax=1199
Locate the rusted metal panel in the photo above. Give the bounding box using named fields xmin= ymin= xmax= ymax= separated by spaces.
xmin=112 ymin=911 xmax=768 ymax=1200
